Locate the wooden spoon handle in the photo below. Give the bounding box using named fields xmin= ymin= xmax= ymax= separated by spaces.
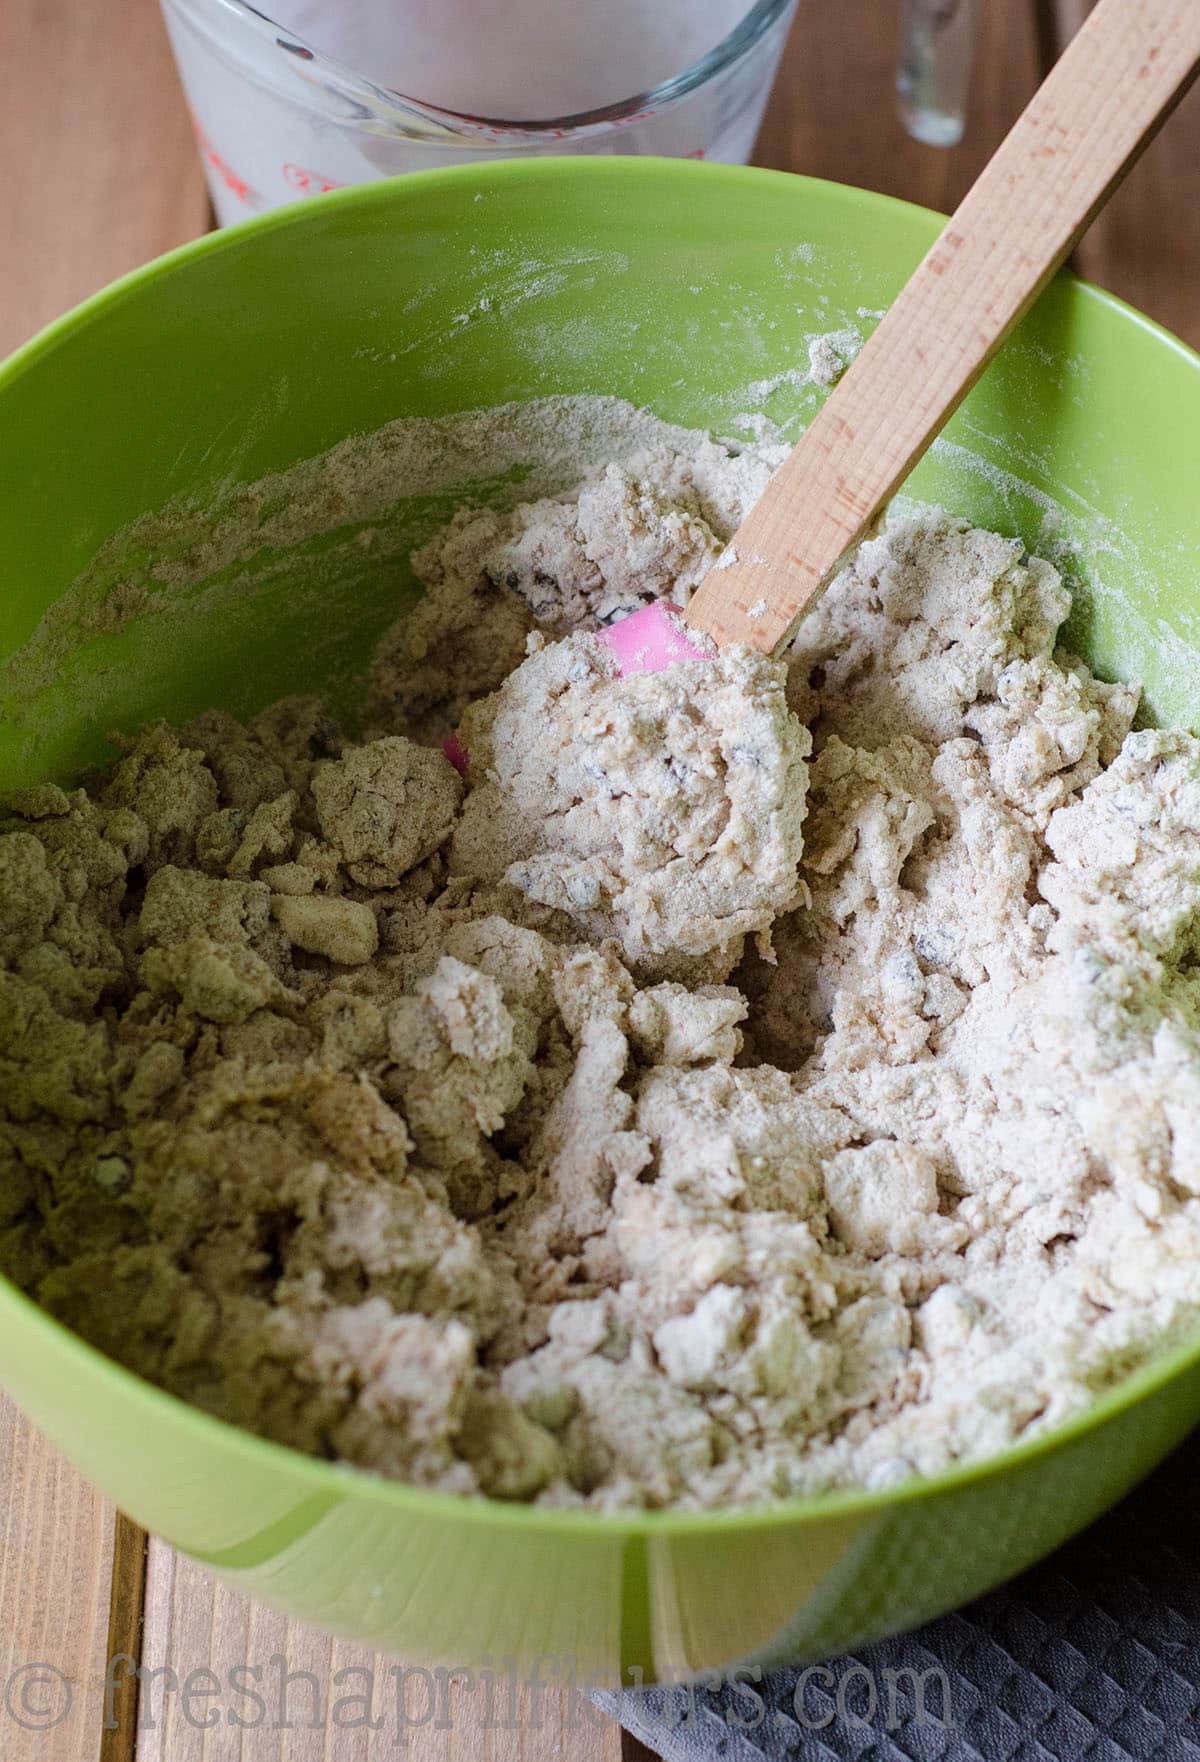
xmin=686 ymin=0 xmax=1200 ymax=656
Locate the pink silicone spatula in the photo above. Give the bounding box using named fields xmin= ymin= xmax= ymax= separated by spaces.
xmin=603 ymin=0 xmax=1200 ymax=674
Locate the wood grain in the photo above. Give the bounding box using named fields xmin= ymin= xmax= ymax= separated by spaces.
xmin=134 ymin=1541 xmax=623 ymax=1761
xmin=100 ymin=1514 xmax=149 ymax=1762
xmin=755 ymin=0 xmax=1045 ymax=212
xmin=0 ymin=0 xmax=210 ymax=359
xmin=697 ymin=0 xmax=1200 ymax=655
xmin=0 ymin=1411 xmax=123 ymax=1761
xmin=1053 ymin=0 xmax=1200 ymax=347
xmin=0 ymin=2 xmax=202 ymax=1753
xmin=757 ymin=0 xmax=1200 ymax=355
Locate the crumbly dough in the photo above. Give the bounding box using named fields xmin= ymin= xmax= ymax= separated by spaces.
xmin=3 ymin=412 xmax=1200 ymax=1512
xmin=450 ymin=632 xmax=808 ymax=979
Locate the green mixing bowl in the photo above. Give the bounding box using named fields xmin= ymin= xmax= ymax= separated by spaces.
xmin=2 ymin=160 xmax=1199 ymax=1682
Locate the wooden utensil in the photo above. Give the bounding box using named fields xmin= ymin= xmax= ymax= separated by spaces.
xmin=671 ymin=0 xmax=1200 ymax=660
xmin=443 ymin=0 xmax=1200 ymax=774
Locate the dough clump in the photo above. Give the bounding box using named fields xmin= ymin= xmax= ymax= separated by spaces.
xmin=451 ymin=631 xmax=809 ymax=978
xmin=3 ymin=409 xmax=1199 ymax=1511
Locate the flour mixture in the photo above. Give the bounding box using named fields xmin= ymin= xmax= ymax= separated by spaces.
xmin=3 ymin=401 xmax=1200 ymax=1509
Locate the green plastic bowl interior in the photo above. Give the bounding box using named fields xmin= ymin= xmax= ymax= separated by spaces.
xmin=1 ymin=160 xmax=1198 ymax=1682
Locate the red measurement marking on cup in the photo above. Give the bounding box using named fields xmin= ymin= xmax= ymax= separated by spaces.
xmin=283 ymin=162 xmax=345 ymax=195
xmin=191 ymin=119 xmax=256 ymax=204
xmin=685 ymin=148 xmax=707 ymax=158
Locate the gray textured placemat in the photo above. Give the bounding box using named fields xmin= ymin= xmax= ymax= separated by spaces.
xmin=596 ymin=1437 xmax=1200 ymax=1760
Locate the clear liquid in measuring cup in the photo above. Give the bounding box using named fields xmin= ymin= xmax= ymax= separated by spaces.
xmin=276 ymin=0 xmax=758 ymax=117
xmin=163 ymin=0 xmax=795 ymax=224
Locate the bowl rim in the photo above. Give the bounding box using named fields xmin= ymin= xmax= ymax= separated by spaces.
xmin=3 ymin=154 xmax=1199 ymax=1542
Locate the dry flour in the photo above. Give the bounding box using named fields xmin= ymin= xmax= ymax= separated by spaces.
xmin=3 ymin=398 xmax=1200 ymax=1510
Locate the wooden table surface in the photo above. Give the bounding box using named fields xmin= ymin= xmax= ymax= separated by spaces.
xmin=0 ymin=3 xmax=1197 ymax=1759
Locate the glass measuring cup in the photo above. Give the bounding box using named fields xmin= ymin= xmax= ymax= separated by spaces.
xmin=896 ymin=0 xmax=983 ymax=147
xmin=160 ymin=0 xmax=801 ymax=226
